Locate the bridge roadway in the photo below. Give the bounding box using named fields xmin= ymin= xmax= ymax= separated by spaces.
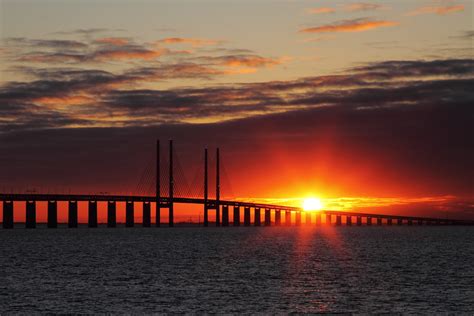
xmin=1 ymin=193 xmax=473 ymax=227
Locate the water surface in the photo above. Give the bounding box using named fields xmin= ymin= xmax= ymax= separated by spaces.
xmin=1 ymin=226 xmax=473 ymax=313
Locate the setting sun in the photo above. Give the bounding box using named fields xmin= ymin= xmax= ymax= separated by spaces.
xmin=302 ymin=198 xmax=324 ymax=211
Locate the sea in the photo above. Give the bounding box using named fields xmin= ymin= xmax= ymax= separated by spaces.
xmin=1 ymin=226 xmax=473 ymax=313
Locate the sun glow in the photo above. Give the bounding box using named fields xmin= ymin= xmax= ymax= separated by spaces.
xmin=302 ymin=198 xmax=324 ymax=211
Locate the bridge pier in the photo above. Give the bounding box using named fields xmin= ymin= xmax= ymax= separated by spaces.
xmin=233 ymin=206 xmax=240 ymax=226
xmin=244 ymin=207 xmax=251 ymax=226
xmin=265 ymin=208 xmax=271 ymax=226
xmin=357 ymin=216 xmax=362 ymax=226
xmin=326 ymin=214 xmax=331 ymax=225
xmin=126 ymin=201 xmax=134 ymax=227
xmin=346 ymin=215 xmax=352 ymax=226
xmin=68 ymin=201 xmax=78 ymax=228
xmin=222 ymin=205 xmax=229 ymax=226
xmin=3 ymin=201 xmax=13 ymax=229
xmin=295 ymin=212 xmax=301 ymax=226
xmin=107 ymin=201 xmax=116 ymax=228
xmin=408 ymin=219 xmax=413 ymax=226
xmin=285 ymin=210 xmax=291 ymax=226
xmin=143 ymin=202 xmax=151 ymax=227
xmin=367 ymin=217 xmax=372 ymax=226
xmin=47 ymin=201 xmax=57 ymax=228
xmin=26 ymin=201 xmax=36 ymax=228
xmin=275 ymin=210 xmax=281 ymax=226
xmin=377 ymin=217 xmax=382 ymax=225
xmin=156 ymin=202 xmax=161 ymax=227
xmin=305 ymin=212 xmax=311 ymax=225
xmin=88 ymin=201 xmax=97 ymax=228
xmin=387 ymin=218 xmax=392 ymax=225
xmin=336 ymin=215 xmax=342 ymax=226
xmin=254 ymin=208 xmax=261 ymax=226
xmin=397 ymin=218 xmax=403 ymax=225
xmin=418 ymin=219 xmax=423 ymax=225
xmin=316 ymin=213 xmax=322 ymax=225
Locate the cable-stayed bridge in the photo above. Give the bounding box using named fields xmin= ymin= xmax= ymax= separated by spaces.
xmin=1 ymin=140 xmax=473 ymax=228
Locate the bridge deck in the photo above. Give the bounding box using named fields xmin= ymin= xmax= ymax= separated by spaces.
xmin=1 ymin=193 xmax=473 ymax=225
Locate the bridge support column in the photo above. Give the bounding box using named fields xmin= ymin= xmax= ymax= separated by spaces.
xmin=295 ymin=212 xmax=301 ymax=226
xmin=88 ymin=201 xmax=97 ymax=228
xmin=3 ymin=201 xmax=13 ymax=229
xmin=397 ymin=218 xmax=403 ymax=225
xmin=222 ymin=205 xmax=229 ymax=227
xmin=367 ymin=217 xmax=372 ymax=226
xmin=47 ymin=201 xmax=57 ymax=228
xmin=408 ymin=219 xmax=413 ymax=226
xmin=346 ymin=216 xmax=352 ymax=226
xmin=305 ymin=212 xmax=311 ymax=225
xmin=377 ymin=217 xmax=382 ymax=226
xmin=285 ymin=211 xmax=291 ymax=226
xmin=126 ymin=201 xmax=134 ymax=227
xmin=387 ymin=218 xmax=392 ymax=225
xmin=143 ymin=202 xmax=151 ymax=227
xmin=215 ymin=206 xmax=220 ymax=227
xmin=203 ymin=206 xmax=208 ymax=227
xmin=275 ymin=210 xmax=281 ymax=226
xmin=357 ymin=216 xmax=362 ymax=226
xmin=418 ymin=219 xmax=423 ymax=225
xmin=156 ymin=202 xmax=161 ymax=227
xmin=26 ymin=201 xmax=36 ymax=228
xmin=68 ymin=201 xmax=78 ymax=228
xmin=254 ymin=208 xmax=261 ymax=226
xmin=336 ymin=215 xmax=342 ymax=226
xmin=326 ymin=214 xmax=331 ymax=225
xmin=107 ymin=201 xmax=116 ymax=228
xmin=265 ymin=209 xmax=271 ymax=226
xmin=316 ymin=213 xmax=322 ymax=225
xmin=244 ymin=207 xmax=251 ymax=226
xmin=233 ymin=206 xmax=240 ymax=226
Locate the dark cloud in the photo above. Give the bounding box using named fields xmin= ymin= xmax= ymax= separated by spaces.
xmin=1 ymin=58 xmax=473 ymax=133
xmin=5 ymin=37 xmax=88 ymax=50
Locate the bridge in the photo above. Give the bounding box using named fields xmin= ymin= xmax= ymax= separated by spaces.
xmin=1 ymin=140 xmax=473 ymax=228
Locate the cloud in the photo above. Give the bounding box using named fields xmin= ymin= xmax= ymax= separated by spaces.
xmin=406 ymin=4 xmax=464 ymax=16
xmin=306 ymin=7 xmax=336 ymax=14
xmin=300 ymin=18 xmax=398 ymax=33
xmin=94 ymin=37 xmax=130 ymax=46
xmin=344 ymin=3 xmax=386 ymax=12
xmin=6 ymin=37 xmax=87 ymax=50
xmin=157 ymin=37 xmax=222 ymax=47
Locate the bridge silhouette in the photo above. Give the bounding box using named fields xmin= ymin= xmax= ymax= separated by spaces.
xmin=1 ymin=140 xmax=473 ymax=228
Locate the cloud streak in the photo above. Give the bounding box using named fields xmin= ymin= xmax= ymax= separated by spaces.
xmin=407 ymin=4 xmax=464 ymax=16
xmin=344 ymin=3 xmax=386 ymax=12
xmin=300 ymin=18 xmax=398 ymax=33
xmin=306 ymin=7 xmax=336 ymax=14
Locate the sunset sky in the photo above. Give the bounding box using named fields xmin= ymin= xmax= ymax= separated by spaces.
xmin=0 ymin=0 xmax=473 ymax=221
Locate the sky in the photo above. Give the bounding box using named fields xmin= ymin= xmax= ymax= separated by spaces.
xmin=0 ymin=0 xmax=473 ymax=222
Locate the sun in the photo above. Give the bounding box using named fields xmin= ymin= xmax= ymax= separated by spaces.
xmin=302 ymin=198 xmax=324 ymax=211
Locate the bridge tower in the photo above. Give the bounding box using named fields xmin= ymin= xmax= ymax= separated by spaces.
xmin=156 ymin=140 xmax=161 ymax=227
xmin=169 ymin=139 xmax=174 ymax=227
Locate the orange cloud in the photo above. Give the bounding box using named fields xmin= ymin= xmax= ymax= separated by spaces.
xmin=306 ymin=7 xmax=336 ymax=14
xmin=33 ymin=96 xmax=93 ymax=106
xmin=219 ymin=55 xmax=282 ymax=68
xmin=300 ymin=18 xmax=398 ymax=33
xmin=158 ymin=37 xmax=221 ymax=47
xmin=344 ymin=3 xmax=385 ymax=12
xmin=95 ymin=37 xmax=129 ymax=46
xmin=406 ymin=4 xmax=464 ymax=16
xmin=93 ymin=48 xmax=165 ymax=61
